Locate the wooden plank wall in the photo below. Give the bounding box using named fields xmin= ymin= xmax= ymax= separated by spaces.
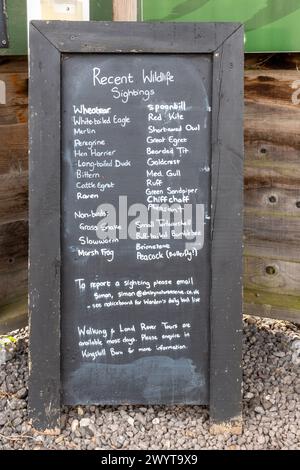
xmin=244 ymin=54 xmax=300 ymax=323
xmin=0 ymin=56 xmax=28 ymax=333
xmin=0 ymin=53 xmax=300 ymax=331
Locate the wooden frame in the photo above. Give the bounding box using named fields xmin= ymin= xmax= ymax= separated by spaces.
xmin=29 ymin=21 xmax=244 ymax=432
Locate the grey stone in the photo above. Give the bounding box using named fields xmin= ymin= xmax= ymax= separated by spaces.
xmin=15 ymin=387 xmax=28 ymax=399
xmin=127 ymin=417 xmax=134 ymax=426
xmin=10 ymin=398 xmax=26 ymax=410
xmin=291 ymin=339 xmax=300 ymax=351
xmin=254 ymin=406 xmax=265 ymax=415
xmin=294 ymin=384 xmax=300 ymax=394
xmin=80 ymin=418 xmax=91 ymax=428
xmin=0 ymin=348 xmax=8 ymax=365
xmin=0 ymin=320 xmax=299 ymax=450
xmin=273 ymin=351 xmax=286 ymax=358
xmin=261 ymin=399 xmax=272 ymax=411
xmin=0 ymin=412 xmax=7 ymax=426
xmin=71 ymin=419 xmax=79 ymax=433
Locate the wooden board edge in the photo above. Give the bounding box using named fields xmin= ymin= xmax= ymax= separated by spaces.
xmin=28 ymin=22 xmax=61 ymax=431
xmin=210 ymin=415 xmax=243 ymax=435
xmin=209 ymin=25 xmax=244 ymax=425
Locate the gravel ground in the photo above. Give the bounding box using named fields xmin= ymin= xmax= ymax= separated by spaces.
xmin=0 ymin=316 xmax=299 ymax=450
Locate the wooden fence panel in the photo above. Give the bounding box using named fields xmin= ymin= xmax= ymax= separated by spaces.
xmin=0 ymin=57 xmax=28 ymax=331
xmin=244 ymin=54 xmax=300 ymax=322
xmin=1 ymin=54 xmax=300 ymax=330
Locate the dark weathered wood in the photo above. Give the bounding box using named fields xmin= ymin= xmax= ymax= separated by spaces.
xmin=0 ymin=71 xmax=28 ymax=107
xmin=245 ymin=256 xmax=300 ymax=297
xmin=244 ymin=295 xmax=300 ymax=324
xmin=28 ymin=24 xmax=61 ymax=432
xmin=0 ymin=56 xmax=28 ymax=330
xmin=0 ymin=104 xmax=27 ymax=125
xmin=0 ymin=219 xmax=27 ymax=274
xmin=0 ymin=56 xmax=28 ymax=126
xmin=0 ymin=267 xmax=27 ymax=308
xmin=245 ymin=213 xmax=300 ymax=243
xmin=245 ymin=238 xmax=300 ymax=263
xmin=0 ymin=295 xmax=27 ymax=335
xmin=0 ymin=123 xmax=28 ymax=175
xmin=0 ymin=71 xmax=28 ymax=125
xmin=245 ymin=140 xmax=300 ymax=165
xmin=245 ymin=70 xmax=300 ymax=105
xmin=3 ymin=55 xmax=299 ymax=333
xmin=0 ymin=56 xmax=28 ymax=73
xmin=0 ymin=220 xmax=28 ymax=331
xmin=0 ymin=172 xmax=28 ymax=223
xmin=245 ymin=69 xmax=300 ymax=154
xmin=243 ymin=56 xmax=300 ymax=323
xmin=245 ymin=187 xmax=300 ymax=215
xmin=245 ymin=111 xmax=300 ymax=150
xmin=245 ymin=165 xmax=300 ymax=191
xmin=1 ymin=52 xmax=299 ymax=337
xmin=32 ymin=20 xmax=241 ymax=53
xmin=245 ymin=53 xmax=300 ymax=71
xmin=244 ymin=289 xmax=300 ymax=324
xmin=209 ymin=25 xmax=244 ymax=433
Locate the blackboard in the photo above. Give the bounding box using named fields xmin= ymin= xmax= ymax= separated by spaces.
xmin=61 ymin=54 xmax=211 ymax=404
xmin=29 ymin=21 xmax=244 ymax=432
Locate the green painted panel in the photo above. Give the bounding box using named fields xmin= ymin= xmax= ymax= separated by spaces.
xmin=0 ymin=0 xmax=27 ymax=55
xmin=141 ymin=0 xmax=300 ymax=52
xmin=90 ymin=0 xmax=112 ymax=21
xmin=0 ymin=0 xmax=113 ymax=56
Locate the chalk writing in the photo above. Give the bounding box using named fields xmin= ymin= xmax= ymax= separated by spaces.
xmin=62 ymin=54 xmax=212 ymax=385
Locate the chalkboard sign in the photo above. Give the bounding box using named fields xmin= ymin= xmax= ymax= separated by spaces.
xmin=29 ymin=21 xmax=244 ymax=433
